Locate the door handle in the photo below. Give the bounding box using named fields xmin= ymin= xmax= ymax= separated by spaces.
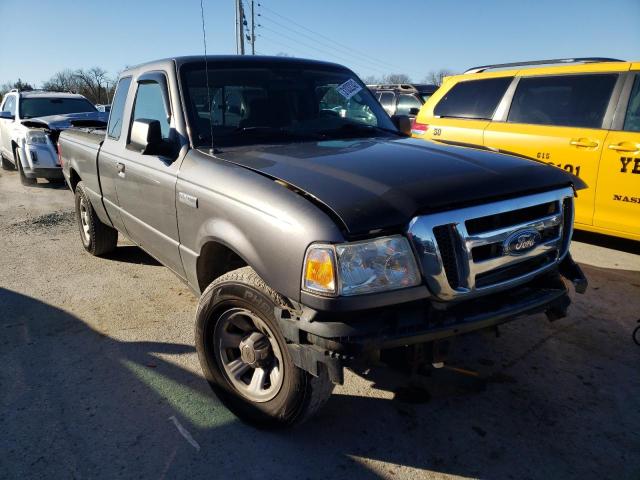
xmin=569 ymin=138 xmax=599 ymax=148
xmin=116 ymin=162 xmax=125 ymax=177
xmin=608 ymin=142 xmax=640 ymax=152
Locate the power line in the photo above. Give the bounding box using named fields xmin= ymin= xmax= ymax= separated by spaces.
xmin=260 ymin=3 xmax=413 ymax=74
xmin=259 ymin=25 xmax=391 ymax=75
xmin=259 ymin=13 xmax=398 ymax=73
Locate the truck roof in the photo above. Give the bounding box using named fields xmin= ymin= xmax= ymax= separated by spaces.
xmin=121 ymin=55 xmax=350 ymax=76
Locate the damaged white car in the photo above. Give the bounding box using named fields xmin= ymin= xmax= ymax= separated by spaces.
xmin=0 ymin=90 xmax=107 ymax=185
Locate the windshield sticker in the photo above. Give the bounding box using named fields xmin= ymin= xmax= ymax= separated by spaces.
xmin=335 ymin=79 xmax=363 ymax=100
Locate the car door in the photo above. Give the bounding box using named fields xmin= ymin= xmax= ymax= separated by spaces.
xmin=421 ymin=76 xmax=513 ymax=146
xmin=0 ymin=95 xmax=17 ymax=157
xmin=484 ymin=73 xmax=622 ymax=227
xmin=593 ymin=70 xmax=640 ymax=238
xmin=115 ymin=71 xmax=186 ymax=278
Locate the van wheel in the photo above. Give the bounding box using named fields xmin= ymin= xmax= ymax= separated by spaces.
xmin=16 ymin=150 xmax=36 ymax=185
xmin=195 ymin=267 xmax=334 ymax=428
xmin=74 ymin=181 xmax=118 ymax=256
xmin=1 ymin=154 xmax=14 ymax=170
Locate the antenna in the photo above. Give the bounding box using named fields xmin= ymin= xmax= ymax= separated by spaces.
xmin=200 ymin=0 xmax=215 ymax=152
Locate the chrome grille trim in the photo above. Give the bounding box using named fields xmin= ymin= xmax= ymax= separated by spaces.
xmin=407 ymin=187 xmax=574 ymax=300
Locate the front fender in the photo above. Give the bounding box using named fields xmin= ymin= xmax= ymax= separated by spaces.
xmin=177 ymin=150 xmax=345 ymax=301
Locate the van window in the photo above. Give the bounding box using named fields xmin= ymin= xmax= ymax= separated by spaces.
xmin=107 ymin=77 xmax=132 ymax=139
xmin=623 ymin=76 xmax=640 ymax=132
xmin=508 ymin=74 xmax=618 ymax=129
xmin=396 ymin=94 xmax=422 ymax=115
xmin=434 ymin=77 xmax=511 ymax=120
xmin=378 ymin=92 xmax=395 ymax=109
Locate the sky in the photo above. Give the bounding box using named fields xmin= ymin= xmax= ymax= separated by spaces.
xmin=0 ymin=0 xmax=639 ymax=87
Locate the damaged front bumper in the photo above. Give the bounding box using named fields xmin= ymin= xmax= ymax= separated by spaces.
xmin=281 ymin=254 xmax=587 ymax=384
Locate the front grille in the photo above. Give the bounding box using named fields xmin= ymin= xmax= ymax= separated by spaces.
xmin=433 ymin=225 xmax=461 ymax=289
xmin=408 ymin=187 xmax=574 ymax=300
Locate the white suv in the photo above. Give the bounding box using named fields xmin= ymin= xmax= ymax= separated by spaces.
xmin=0 ymin=90 xmax=103 ymax=185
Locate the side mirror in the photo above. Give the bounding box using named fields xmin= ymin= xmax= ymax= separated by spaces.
xmin=409 ymin=107 xmax=420 ymax=116
xmin=129 ymin=119 xmax=166 ymax=155
xmin=0 ymin=111 xmax=15 ymax=120
xmin=391 ymin=114 xmax=412 ymax=136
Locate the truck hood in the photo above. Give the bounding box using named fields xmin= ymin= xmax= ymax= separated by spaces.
xmin=21 ymin=111 xmax=108 ymax=130
xmin=215 ymin=138 xmax=586 ymax=234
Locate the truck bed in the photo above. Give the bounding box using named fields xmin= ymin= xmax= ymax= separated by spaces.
xmin=61 ymin=127 xmax=106 ymax=147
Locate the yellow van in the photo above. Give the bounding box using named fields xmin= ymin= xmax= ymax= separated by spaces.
xmin=412 ymin=58 xmax=640 ymax=241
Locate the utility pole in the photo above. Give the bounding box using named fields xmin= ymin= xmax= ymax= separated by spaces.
xmin=236 ymin=0 xmax=245 ymax=55
xmin=250 ymin=0 xmax=255 ymax=55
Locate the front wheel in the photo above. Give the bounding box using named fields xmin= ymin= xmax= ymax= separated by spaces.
xmin=16 ymin=150 xmax=36 ymax=185
xmin=195 ymin=267 xmax=334 ymax=428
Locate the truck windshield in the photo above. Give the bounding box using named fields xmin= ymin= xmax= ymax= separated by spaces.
xmin=19 ymin=97 xmax=97 ymax=119
xmin=180 ymin=62 xmax=398 ymax=148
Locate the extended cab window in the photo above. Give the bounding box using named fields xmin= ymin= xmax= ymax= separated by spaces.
xmin=131 ymin=82 xmax=171 ymax=140
xmin=623 ymin=76 xmax=640 ymax=132
xmin=434 ymin=77 xmax=511 ymax=120
xmin=508 ymin=74 xmax=618 ymax=129
xmin=107 ymin=77 xmax=132 ymax=139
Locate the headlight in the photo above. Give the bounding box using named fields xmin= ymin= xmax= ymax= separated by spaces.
xmin=26 ymin=130 xmax=48 ymax=145
xmin=303 ymin=235 xmax=421 ymax=296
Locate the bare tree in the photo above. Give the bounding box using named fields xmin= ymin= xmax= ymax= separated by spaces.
xmin=360 ymin=75 xmax=381 ymax=85
xmin=0 ymin=79 xmax=34 ymax=102
xmin=41 ymin=67 xmax=116 ymax=104
xmin=42 ymin=69 xmax=80 ymax=93
xmin=382 ymin=73 xmax=411 ymax=84
xmin=423 ymin=69 xmax=455 ymax=86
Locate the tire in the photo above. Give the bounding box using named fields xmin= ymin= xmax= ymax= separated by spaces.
xmin=16 ymin=150 xmax=36 ymax=185
xmin=195 ymin=266 xmax=334 ymax=428
xmin=1 ymin=154 xmax=14 ymax=171
xmin=74 ymin=181 xmax=118 ymax=256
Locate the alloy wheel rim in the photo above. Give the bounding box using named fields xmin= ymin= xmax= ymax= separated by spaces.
xmin=213 ymin=307 xmax=284 ymax=403
xmin=79 ymin=197 xmax=90 ymax=244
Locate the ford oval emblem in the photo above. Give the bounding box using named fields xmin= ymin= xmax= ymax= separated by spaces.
xmin=504 ymin=229 xmax=541 ymax=256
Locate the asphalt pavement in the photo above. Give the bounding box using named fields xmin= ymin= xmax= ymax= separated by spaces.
xmin=1 ymin=169 xmax=638 ymax=480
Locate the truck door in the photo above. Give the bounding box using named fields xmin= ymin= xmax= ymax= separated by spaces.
xmin=593 ymin=71 xmax=640 ymax=238
xmin=484 ymin=73 xmax=620 ymax=227
xmin=115 ymin=71 xmax=186 ymax=278
xmin=98 ymin=77 xmax=132 ymax=235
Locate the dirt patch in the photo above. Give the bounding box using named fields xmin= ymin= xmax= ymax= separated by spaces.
xmin=10 ymin=210 xmax=75 ymax=232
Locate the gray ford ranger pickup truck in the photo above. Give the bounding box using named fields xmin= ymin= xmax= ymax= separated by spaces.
xmin=59 ymin=55 xmax=587 ymax=428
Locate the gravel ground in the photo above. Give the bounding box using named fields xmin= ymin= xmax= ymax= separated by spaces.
xmin=1 ymin=169 xmax=639 ymax=480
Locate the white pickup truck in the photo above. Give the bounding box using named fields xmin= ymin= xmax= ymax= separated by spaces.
xmin=0 ymin=90 xmax=107 ymax=185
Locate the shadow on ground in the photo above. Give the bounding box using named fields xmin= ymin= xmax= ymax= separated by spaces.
xmin=1 ymin=282 xmax=638 ymax=479
xmin=103 ymin=245 xmax=162 ymax=266
xmin=573 ymin=230 xmax=640 ymax=255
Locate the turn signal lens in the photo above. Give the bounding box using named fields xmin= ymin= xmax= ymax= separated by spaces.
xmin=303 ymin=246 xmax=336 ymax=295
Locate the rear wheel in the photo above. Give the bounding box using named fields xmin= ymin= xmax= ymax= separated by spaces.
xmin=74 ymin=181 xmax=118 ymax=256
xmin=196 ymin=267 xmax=334 ymax=428
xmin=16 ymin=150 xmax=36 ymax=185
